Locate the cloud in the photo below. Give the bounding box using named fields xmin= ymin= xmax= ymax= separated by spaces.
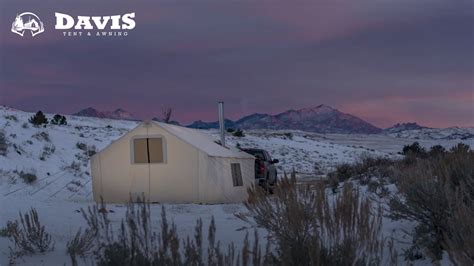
xmin=0 ymin=0 xmax=472 ymax=127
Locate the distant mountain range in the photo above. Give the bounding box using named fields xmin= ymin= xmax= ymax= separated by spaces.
xmin=188 ymin=105 xmax=382 ymax=134
xmin=73 ymin=107 xmax=136 ymax=121
xmin=383 ymin=122 xmax=474 ymax=140
xmin=71 ymin=105 xmax=470 ymax=136
xmin=74 ymin=105 xmax=383 ymax=133
xmin=383 ymin=122 xmax=429 ymax=133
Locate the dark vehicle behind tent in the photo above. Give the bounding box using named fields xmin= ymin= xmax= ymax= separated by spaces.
xmin=241 ymin=148 xmax=278 ymax=192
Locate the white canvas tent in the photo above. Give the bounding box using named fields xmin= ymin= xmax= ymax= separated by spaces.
xmin=91 ymin=121 xmax=255 ymax=204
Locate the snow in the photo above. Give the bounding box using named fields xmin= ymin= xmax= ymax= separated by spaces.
xmin=0 ymin=106 xmax=472 ymax=265
xmin=209 ymin=129 xmax=472 ymax=175
xmin=156 ymin=121 xmax=254 ymax=159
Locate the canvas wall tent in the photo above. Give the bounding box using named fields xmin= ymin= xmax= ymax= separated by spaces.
xmin=91 ymin=121 xmax=255 ymax=204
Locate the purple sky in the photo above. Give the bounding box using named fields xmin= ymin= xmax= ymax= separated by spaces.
xmin=1 ymin=0 xmax=473 ymax=128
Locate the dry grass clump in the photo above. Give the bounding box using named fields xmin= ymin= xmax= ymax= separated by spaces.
xmin=240 ymin=174 xmax=387 ymax=266
xmin=39 ymin=143 xmax=56 ymax=161
xmin=389 ymin=143 xmax=474 ymax=263
xmin=68 ymin=200 xmax=265 ymax=266
xmin=7 ymin=208 xmax=54 ymax=263
xmin=66 ymin=227 xmax=96 ymax=266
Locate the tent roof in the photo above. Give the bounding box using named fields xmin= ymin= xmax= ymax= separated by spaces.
xmin=151 ymin=121 xmax=254 ymax=159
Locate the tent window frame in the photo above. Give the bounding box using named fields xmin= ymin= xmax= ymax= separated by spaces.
xmin=130 ymin=135 xmax=167 ymax=164
xmin=231 ymin=163 xmax=243 ymax=187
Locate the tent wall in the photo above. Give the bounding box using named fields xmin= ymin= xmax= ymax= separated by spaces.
xmin=93 ymin=123 xmax=202 ymax=203
xmin=92 ymin=122 xmax=255 ymax=204
xmin=200 ymin=157 xmax=255 ymax=203
xmin=147 ymin=126 xmax=201 ymax=203
xmin=92 ymin=125 xmax=150 ymax=203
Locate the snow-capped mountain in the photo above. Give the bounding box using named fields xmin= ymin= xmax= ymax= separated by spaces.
xmin=73 ymin=107 xmax=136 ymax=120
xmin=188 ymin=105 xmax=382 ymax=134
xmin=73 ymin=107 xmax=107 ymax=118
xmin=384 ymin=122 xmax=428 ymax=133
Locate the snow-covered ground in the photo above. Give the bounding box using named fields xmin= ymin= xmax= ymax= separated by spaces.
xmin=0 ymin=106 xmax=472 ymax=265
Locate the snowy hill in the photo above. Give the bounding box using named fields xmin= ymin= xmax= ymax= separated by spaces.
xmin=0 ymin=106 xmax=137 ymax=201
xmin=188 ymin=105 xmax=382 ymax=134
xmin=0 ymin=107 xmax=392 ymax=193
xmin=0 ymin=106 xmax=472 ymax=265
xmin=1 ymin=105 xmax=471 ymax=196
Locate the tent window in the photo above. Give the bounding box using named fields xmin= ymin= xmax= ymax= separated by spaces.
xmin=231 ymin=163 xmax=243 ymax=187
xmin=148 ymin=138 xmax=164 ymax=163
xmin=133 ymin=137 xmax=165 ymax=164
xmin=133 ymin=138 xmax=148 ymax=163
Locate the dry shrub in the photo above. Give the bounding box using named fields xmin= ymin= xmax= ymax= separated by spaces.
xmin=444 ymin=185 xmax=474 ymax=265
xmin=66 ymin=228 xmax=95 ymax=266
xmin=39 ymin=143 xmax=56 ymax=161
xmin=18 ymin=171 xmax=37 ymax=184
xmin=76 ymin=142 xmax=87 ymax=151
xmin=0 ymin=130 xmax=7 ymax=156
xmin=241 ymin=175 xmax=386 ymax=266
xmin=328 ymin=156 xmax=395 ymax=190
xmin=76 ymin=142 xmax=96 ymax=158
xmin=4 ymin=114 xmax=18 ymax=122
xmin=328 ymin=163 xmax=354 ymax=189
xmin=389 ymin=143 xmax=474 ymax=263
xmin=7 ymin=208 xmax=54 ymax=261
xmin=0 ymin=223 xmax=13 ymax=237
xmin=69 ymin=199 xmax=265 ymax=266
xmin=32 ymin=131 xmax=50 ymax=142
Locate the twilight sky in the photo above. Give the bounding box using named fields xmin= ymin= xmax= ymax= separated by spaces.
xmin=0 ymin=0 xmax=473 ymax=128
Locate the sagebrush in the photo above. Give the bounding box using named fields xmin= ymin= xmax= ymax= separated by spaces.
xmin=7 ymin=208 xmax=54 ymax=262
xmin=389 ymin=143 xmax=474 ymax=263
xmin=240 ymin=175 xmax=388 ymax=266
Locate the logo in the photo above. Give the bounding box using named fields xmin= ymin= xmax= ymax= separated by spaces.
xmin=10 ymin=11 xmax=135 ymax=38
xmin=11 ymin=12 xmax=45 ymax=37
xmin=55 ymin=12 xmax=135 ymax=37
xmin=55 ymin=12 xmax=135 ymax=30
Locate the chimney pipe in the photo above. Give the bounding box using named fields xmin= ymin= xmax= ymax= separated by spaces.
xmin=218 ymin=102 xmax=225 ymax=147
